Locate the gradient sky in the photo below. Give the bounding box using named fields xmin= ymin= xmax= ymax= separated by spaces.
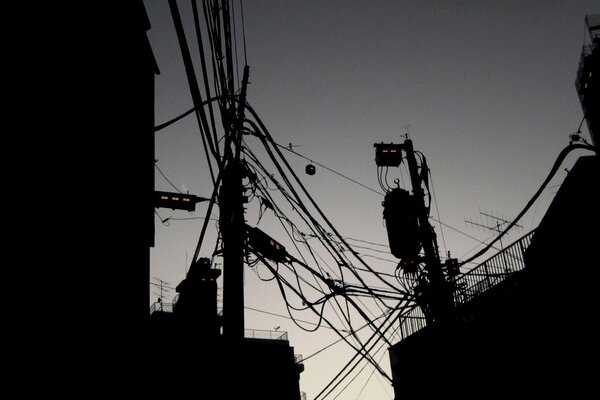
xmin=144 ymin=1 xmax=597 ymax=399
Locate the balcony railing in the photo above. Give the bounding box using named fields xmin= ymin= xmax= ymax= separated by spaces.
xmin=149 ymin=301 xmax=174 ymax=314
xmin=398 ymin=230 xmax=535 ymax=340
xmin=244 ymin=328 xmax=288 ymax=341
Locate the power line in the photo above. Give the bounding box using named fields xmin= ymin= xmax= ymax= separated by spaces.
xmin=275 ymin=142 xmax=384 ymax=197
xmin=155 ymin=163 xmax=182 ymax=193
xmin=301 ymin=312 xmax=390 ymax=363
xmin=239 ymin=0 xmax=248 ymax=65
xmin=344 ymin=237 xmax=388 ymax=249
xmin=460 ymin=143 xmax=595 ymax=266
xmin=313 ymin=306 xmax=401 ymax=400
xmin=245 ymin=305 xmax=335 ymax=330
xmin=429 ymin=170 xmax=447 ymax=255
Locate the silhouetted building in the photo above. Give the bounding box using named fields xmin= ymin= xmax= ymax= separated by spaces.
xmin=575 ymin=14 xmax=599 ymax=148
xmin=173 ymin=257 xmax=222 ymax=337
xmin=62 ymin=1 xmax=159 ymax=329
xmin=388 ymin=154 xmax=598 ymax=398
xmin=149 ymin=262 xmax=304 ymax=400
xmin=387 ymin=16 xmax=598 ymax=398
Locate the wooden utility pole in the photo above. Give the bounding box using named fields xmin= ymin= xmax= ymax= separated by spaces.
xmin=402 ymin=139 xmax=451 ymax=323
xmin=221 ymin=66 xmax=250 ymax=342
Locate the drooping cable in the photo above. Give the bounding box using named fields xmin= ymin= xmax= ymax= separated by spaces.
xmin=313 ymin=304 xmax=400 ymax=400
xmin=239 ymin=0 xmax=248 ymax=65
xmin=191 ymin=168 xmax=223 ymax=265
xmin=155 ymin=163 xmax=182 ymax=193
xmin=459 ymin=143 xmax=596 ymax=267
xmin=253 ymin=253 xmax=388 ymax=373
xmin=191 ymin=0 xmax=222 ymax=160
xmin=277 ymin=143 xmax=384 ymax=196
xmin=246 ymin=104 xmax=402 ymax=294
xmin=169 ymin=0 xmax=219 ymax=183
xmin=428 ymin=169 xmax=447 ymax=255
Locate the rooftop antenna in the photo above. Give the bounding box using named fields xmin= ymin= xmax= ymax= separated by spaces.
xmin=465 ymin=209 xmax=523 ymax=273
xmin=150 ymin=277 xmax=173 ymax=306
xmin=403 ymin=124 xmax=412 ymax=139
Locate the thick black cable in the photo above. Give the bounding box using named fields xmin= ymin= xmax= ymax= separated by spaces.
xmin=244 ymin=122 xmax=404 ymax=334
xmin=247 ymin=121 xmax=399 ymax=328
xmin=351 ymin=325 xmax=399 ymax=400
xmin=230 ymin=0 xmax=240 ymax=89
xmin=154 ymin=107 xmax=195 ymax=132
xmin=243 ymin=149 xmax=338 ymax=278
xmin=245 ymin=305 xmax=336 ymax=330
xmin=313 ymin=304 xmax=400 ymax=400
xmin=245 ymin=123 xmax=357 ymax=282
xmin=252 ymin=133 xmax=393 ymax=326
xmin=288 ymin=255 xmax=398 ymax=347
xmin=256 ymin=260 xmax=388 ymax=379
xmin=243 ymin=150 xmax=334 ymax=274
xmin=191 ymin=168 xmax=223 ymax=265
xmin=221 ymin=0 xmax=236 ymax=98
xmin=302 ymin=313 xmax=388 ymax=363
xmin=239 ymin=0 xmax=248 ymax=65
xmin=246 ymin=104 xmax=402 ymax=294
xmin=460 ymin=143 xmax=596 ymax=266
xmin=191 ymin=0 xmax=222 ymax=160
xmin=169 ymin=0 xmax=220 ymax=182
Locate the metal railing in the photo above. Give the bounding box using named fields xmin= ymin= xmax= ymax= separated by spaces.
xmin=398 ymin=230 xmax=535 ymax=340
xmin=244 ymin=328 xmax=288 ymax=341
xmin=453 ymin=230 xmax=534 ymax=304
xmin=149 ymin=301 xmax=174 ymax=314
xmin=398 ymin=307 xmax=427 ymax=340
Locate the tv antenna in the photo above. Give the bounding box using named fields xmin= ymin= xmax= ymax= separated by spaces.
xmin=403 ymin=124 xmax=412 ymax=139
xmin=465 ymin=210 xmax=524 ymax=272
xmin=150 ymin=277 xmax=173 ymax=305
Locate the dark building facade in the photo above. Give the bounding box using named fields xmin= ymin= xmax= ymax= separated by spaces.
xmin=388 ymin=15 xmax=598 ymax=398
xmin=389 ymin=155 xmax=598 ymax=398
xmin=149 ymin=263 xmax=304 ymax=400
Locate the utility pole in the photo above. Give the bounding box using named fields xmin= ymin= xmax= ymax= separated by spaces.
xmin=221 ymin=65 xmax=250 ymax=342
xmin=402 ymin=139 xmax=450 ymax=323
xmin=375 ymin=138 xmax=452 ymax=324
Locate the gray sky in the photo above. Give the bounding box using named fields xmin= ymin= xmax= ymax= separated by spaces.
xmin=144 ymin=1 xmax=597 ymax=399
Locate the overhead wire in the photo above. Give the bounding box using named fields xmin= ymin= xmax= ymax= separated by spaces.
xmin=459 ymin=142 xmax=596 ymax=267
xmin=353 ymin=326 xmax=399 ymax=400
xmin=155 ymin=162 xmax=182 ymax=193
xmin=253 ymin=252 xmax=389 ymax=374
xmin=168 ymin=0 xmax=220 ymax=184
xmin=239 ymin=0 xmax=248 ymax=65
xmin=277 ymin=143 xmax=384 ymax=196
xmin=301 ymin=313 xmax=388 ymax=363
xmin=230 ymin=0 xmax=240 ymax=89
xmin=248 ymin=129 xmax=398 ymax=329
xmin=245 ymin=305 xmax=337 ymax=330
xmin=244 ymin=115 xmax=415 ymax=345
xmin=312 ymin=304 xmax=401 ymax=400
xmin=191 ymin=0 xmax=222 ymax=159
xmin=243 ymin=156 xmax=363 ymax=334
xmin=428 ymin=168 xmax=447 ymax=255
xmin=246 ymin=105 xmax=402 ymax=295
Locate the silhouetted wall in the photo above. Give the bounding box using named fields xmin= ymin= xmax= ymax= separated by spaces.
xmin=389 ymin=155 xmax=599 ymax=398
xmin=173 ymin=258 xmax=222 ymax=337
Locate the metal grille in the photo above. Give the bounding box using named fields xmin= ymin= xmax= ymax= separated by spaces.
xmin=398 ymin=230 xmax=535 ymax=340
